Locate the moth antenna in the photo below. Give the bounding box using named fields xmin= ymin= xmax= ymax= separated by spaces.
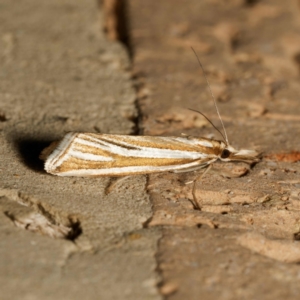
xmin=191 ymin=47 xmax=229 ymax=145
xmin=188 ymin=108 xmax=226 ymax=143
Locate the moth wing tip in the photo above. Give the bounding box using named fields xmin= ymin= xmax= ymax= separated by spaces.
xmin=39 ymin=141 xmax=60 ymax=161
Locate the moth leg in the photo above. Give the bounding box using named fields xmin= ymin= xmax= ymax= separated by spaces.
xmin=173 ymin=164 xmax=208 ymax=174
xmin=173 ymin=158 xmax=215 ymax=174
xmin=191 ymin=164 xmax=212 ymax=210
xmin=105 ymin=176 xmax=131 ymax=195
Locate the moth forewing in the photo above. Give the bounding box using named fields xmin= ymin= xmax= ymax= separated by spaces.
xmin=41 ymin=132 xmax=259 ymax=177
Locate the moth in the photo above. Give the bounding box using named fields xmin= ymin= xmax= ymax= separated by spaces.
xmin=40 ymin=129 xmax=259 ymax=209
xmin=40 ymin=49 xmax=260 ymax=208
xmin=42 ymin=132 xmax=259 ymax=178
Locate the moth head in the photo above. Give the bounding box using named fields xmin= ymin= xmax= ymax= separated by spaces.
xmin=219 ymin=144 xmax=260 ymax=164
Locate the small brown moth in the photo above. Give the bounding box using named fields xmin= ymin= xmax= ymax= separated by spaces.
xmin=41 ymin=49 xmax=260 ymax=209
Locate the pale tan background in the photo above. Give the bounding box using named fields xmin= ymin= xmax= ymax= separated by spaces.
xmin=1 ymin=0 xmax=300 ymax=299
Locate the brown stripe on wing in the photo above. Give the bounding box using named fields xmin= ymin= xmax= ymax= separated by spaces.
xmin=54 ymin=155 xmax=203 ymax=174
xmin=76 ymin=133 xmax=115 ymax=149
xmin=71 ymin=139 xmax=115 ymax=158
xmin=94 ymin=136 xmax=141 ymax=150
xmin=75 ymin=133 xmax=201 ymax=157
xmin=86 ymin=133 xmax=216 ymax=153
